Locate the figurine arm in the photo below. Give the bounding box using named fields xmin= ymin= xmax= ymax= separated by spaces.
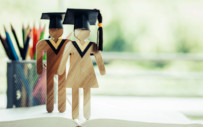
xmin=58 ymin=42 xmax=72 ymax=75
xmin=93 ymin=45 xmax=106 ymax=75
xmin=36 ymin=41 xmax=44 ymax=74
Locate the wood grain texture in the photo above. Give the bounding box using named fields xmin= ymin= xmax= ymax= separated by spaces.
xmin=58 ymin=29 xmax=106 ymax=119
xmin=83 ymin=87 xmax=90 ymax=119
xmin=93 ymin=50 xmax=106 ymax=75
xmin=60 ymin=40 xmax=99 ymax=88
xmin=36 ymin=28 xmax=70 ymax=113
xmin=58 ymin=71 xmax=66 ymax=113
xmin=72 ymin=87 xmax=79 ymax=119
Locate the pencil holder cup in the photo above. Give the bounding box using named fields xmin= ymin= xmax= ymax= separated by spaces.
xmin=6 ymin=60 xmax=46 ymax=108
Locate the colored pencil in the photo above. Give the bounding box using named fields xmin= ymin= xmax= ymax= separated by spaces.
xmin=26 ymin=46 xmax=30 ymax=60
xmin=0 ymin=34 xmax=12 ymax=59
xmin=22 ymin=24 xmax=25 ymax=45
xmin=39 ymin=25 xmax=45 ymax=40
xmin=38 ymin=22 xmax=42 ymax=40
xmin=32 ymin=24 xmax=38 ymax=56
xmin=29 ymin=46 xmax=34 ymax=59
xmin=11 ymin=24 xmax=23 ymax=58
xmin=25 ymin=25 xmax=30 ymax=42
xmin=4 ymin=26 xmax=19 ymax=60
xmin=23 ymin=30 xmax=31 ymax=60
xmin=33 ymin=24 xmax=46 ymax=60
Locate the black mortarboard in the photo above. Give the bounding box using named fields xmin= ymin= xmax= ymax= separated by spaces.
xmin=63 ymin=9 xmax=98 ymax=30
xmin=41 ymin=12 xmax=65 ymax=28
xmin=63 ymin=9 xmax=103 ymax=51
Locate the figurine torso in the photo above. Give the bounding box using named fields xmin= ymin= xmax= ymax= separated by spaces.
xmin=66 ymin=41 xmax=98 ymax=88
xmin=38 ymin=39 xmax=70 ymax=75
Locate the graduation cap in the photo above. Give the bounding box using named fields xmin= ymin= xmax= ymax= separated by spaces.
xmin=41 ymin=12 xmax=65 ymax=28
xmin=63 ymin=9 xmax=103 ymax=51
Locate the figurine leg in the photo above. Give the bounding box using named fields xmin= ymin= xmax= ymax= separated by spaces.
xmin=72 ymin=87 xmax=79 ymax=119
xmin=58 ymin=71 xmax=66 ymax=113
xmin=83 ymin=87 xmax=90 ymax=120
xmin=46 ymin=73 xmax=54 ymax=113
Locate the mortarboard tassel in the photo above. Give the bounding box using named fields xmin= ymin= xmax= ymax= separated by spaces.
xmin=97 ymin=10 xmax=103 ymax=51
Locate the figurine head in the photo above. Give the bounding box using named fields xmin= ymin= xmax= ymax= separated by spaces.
xmin=49 ymin=28 xmax=63 ymax=39
xmin=63 ymin=9 xmax=103 ymax=50
xmin=41 ymin=12 xmax=65 ymax=38
xmin=74 ymin=29 xmax=90 ymax=41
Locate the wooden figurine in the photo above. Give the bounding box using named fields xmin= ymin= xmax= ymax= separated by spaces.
xmin=36 ymin=12 xmax=70 ymax=113
xmin=58 ymin=9 xmax=106 ymax=119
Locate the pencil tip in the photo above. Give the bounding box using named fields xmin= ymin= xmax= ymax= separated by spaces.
xmin=29 ymin=31 xmax=32 ymax=37
xmin=10 ymin=23 xmax=14 ymax=30
xmin=3 ymin=26 xmax=7 ymax=32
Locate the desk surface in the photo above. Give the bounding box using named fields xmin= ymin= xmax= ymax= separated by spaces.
xmin=0 ymin=96 xmax=196 ymax=124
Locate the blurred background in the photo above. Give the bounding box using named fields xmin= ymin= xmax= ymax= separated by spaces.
xmin=0 ymin=0 xmax=203 ymax=122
